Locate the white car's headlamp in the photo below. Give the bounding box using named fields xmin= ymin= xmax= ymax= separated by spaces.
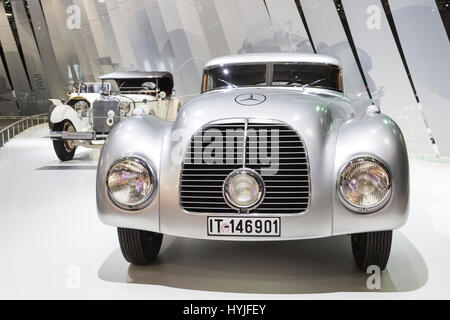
xmin=338 ymin=157 xmax=391 ymax=213
xmin=223 ymin=168 xmax=265 ymax=210
xmin=74 ymin=100 xmax=89 ymax=117
xmin=106 ymin=157 xmax=157 ymax=210
xmin=118 ymin=101 xmax=131 ymax=116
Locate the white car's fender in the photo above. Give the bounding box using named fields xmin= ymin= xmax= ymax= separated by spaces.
xmin=49 ymin=99 xmax=63 ymax=107
xmin=50 ymin=104 xmax=84 ymax=132
xmin=166 ymin=97 xmax=181 ymax=121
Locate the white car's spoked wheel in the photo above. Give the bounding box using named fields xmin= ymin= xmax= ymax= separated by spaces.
xmin=117 ymin=228 xmax=163 ymax=265
xmin=351 ymin=231 xmax=392 ymax=271
xmin=52 ymin=120 xmax=77 ymax=161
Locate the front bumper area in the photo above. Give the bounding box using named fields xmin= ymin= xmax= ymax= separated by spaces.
xmin=96 ymin=113 xmax=409 ymax=241
xmin=49 ymin=131 xmax=108 ymax=141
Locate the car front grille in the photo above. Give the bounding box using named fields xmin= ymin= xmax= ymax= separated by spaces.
xmin=180 ymin=119 xmax=310 ymax=214
xmin=92 ymin=97 xmax=121 ymax=134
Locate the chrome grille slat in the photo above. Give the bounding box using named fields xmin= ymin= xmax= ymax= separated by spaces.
xmin=265 ymin=197 xmax=310 ymax=199
xmin=180 ymin=190 xmax=222 ymax=192
xmin=180 ymin=119 xmax=310 ymax=214
xmin=187 ymin=147 xmax=306 ymax=149
xmin=181 ymin=207 xmax=308 ymax=211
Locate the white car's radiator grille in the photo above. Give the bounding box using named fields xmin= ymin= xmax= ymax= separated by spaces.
xmin=92 ymin=97 xmax=121 ymax=134
xmin=180 ymin=119 xmax=310 ymax=214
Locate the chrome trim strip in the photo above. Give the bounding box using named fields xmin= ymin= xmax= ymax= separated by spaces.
xmin=242 ymin=117 xmax=248 ymax=168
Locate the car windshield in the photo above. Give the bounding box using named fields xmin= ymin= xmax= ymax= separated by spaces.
xmin=202 ymin=62 xmax=342 ymax=93
xmin=114 ymin=78 xmax=173 ymax=96
xmin=202 ymin=64 xmax=267 ymax=92
xmin=82 ymin=84 xmax=103 ymax=93
xmin=73 ymin=83 xmax=104 ymax=93
xmin=272 ymin=63 xmax=342 ymax=92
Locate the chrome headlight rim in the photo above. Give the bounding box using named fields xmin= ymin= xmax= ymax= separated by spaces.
xmin=106 ymin=156 xmax=158 ymax=211
xmin=118 ymin=101 xmax=131 ymax=116
xmin=73 ymin=100 xmax=90 ymax=117
xmin=222 ymin=168 xmax=266 ymax=211
xmin=337 ymin=155 xmax=392 ymax=214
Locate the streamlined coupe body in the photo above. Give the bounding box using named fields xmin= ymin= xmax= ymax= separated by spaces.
xmin=96 ymin=53 xmax=409 ymax=271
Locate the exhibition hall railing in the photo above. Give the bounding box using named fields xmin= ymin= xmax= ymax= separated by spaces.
xmin=0 ymin=114 xmax=48 ymax=148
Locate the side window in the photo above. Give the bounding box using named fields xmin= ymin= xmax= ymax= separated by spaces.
xmin=202 ymin=73 xmax=215 ymax=93
xmin=338 ymin=69 xmax=344 ymax=92
xmin=207 ymin=74 xmax=214 ymax=91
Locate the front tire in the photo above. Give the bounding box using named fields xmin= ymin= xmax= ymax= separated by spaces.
xmin=351 ymin=231 xmax=392 ymax=271
xmin=117 ymin=228 xmax=163 ymax=265
xmin=52 ymin=120 xmax=77 ymax=161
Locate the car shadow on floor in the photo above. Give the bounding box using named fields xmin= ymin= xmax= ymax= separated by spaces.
xmin=98 ymin=231 xmax=427 ymax=294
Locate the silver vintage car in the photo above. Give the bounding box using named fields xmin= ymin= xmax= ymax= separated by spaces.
xmin=96 ymin=53 xmax=409 ymax=271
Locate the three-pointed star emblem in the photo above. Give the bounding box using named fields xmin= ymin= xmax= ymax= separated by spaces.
xmin=235 ymin=93 xmax=266 ymax=106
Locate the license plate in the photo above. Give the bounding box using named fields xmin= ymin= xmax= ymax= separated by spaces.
xmin=61 ymin=131 xmax=94 ymax=140
xmin=207 ymin=217 xmax=280 ymax=237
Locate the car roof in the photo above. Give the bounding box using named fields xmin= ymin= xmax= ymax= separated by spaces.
xmin=204 ymin=53 xmax=341 ymax=68
xmin=99 ymin=71 xmax=173 ymax=81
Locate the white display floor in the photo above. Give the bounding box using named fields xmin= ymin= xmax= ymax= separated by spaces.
xmin=0 ymin=125 xmax=449 ymax=299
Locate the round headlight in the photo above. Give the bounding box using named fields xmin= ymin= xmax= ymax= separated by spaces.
xmin=223 ymin=169 xmax=265 ymax=210
xmin=338 ymin=157 xmax=391 ymax=213
xmin=74 ymin=101 xmax=89 ymax=117
xmin=106 ymin=157 xmax=156 ymax=210
xmin=118 ymin=101 xmax=131 ymax=116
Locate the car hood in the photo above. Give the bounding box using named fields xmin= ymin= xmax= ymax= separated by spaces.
xmin=174 ymin=87 xmax=355 ymax=135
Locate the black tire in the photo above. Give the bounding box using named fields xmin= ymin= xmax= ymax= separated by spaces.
xmin=351 ymin=231 xmax=393 ymax=271
xmin=52 ymin=120 xmax=77 ymax=161
xmin=117 ymin=228 xmax=163 ymax=265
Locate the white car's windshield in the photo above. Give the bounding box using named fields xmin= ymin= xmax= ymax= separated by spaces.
xmin=202 ymin=63 xmax=342 ymax=93
xmin=83 ymin=84 xmax=103 ymax=93
xmin=73 ymin=83 xmax=105 ymax=93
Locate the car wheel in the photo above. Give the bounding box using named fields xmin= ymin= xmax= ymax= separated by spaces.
xmin=52 ymin=120 xmax=77 ymax=161
xmin=351 ymin=230 xmax=392 ymax=271
xmin=117 ymin=228 xmax=163 ymax=265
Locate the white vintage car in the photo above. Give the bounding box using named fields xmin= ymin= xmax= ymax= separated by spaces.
xmin=48 ymin=82 xmax=105 ymax=129
xmin=49 ymin=71 xmax=181 ymax=161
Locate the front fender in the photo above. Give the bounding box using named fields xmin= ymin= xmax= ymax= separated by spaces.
xmin=332 ymin=111 xmax=410 ymax=235
xmin=166 ymin=98 xmax=181 ymax=121
xmin=96 ymin=115 xmax=171 ymax=232
xmin=49 ymin=99 xmax=63 ymax=107
xmin=49 ymin=104 xmax=83 ymax=132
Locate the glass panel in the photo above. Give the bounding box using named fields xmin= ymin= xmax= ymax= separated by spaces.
xmin=272 ymin=63 xmax=342 ymax=92
xmin=300 ymin=0 xmax=371 ymax=109
xmin=341 ymin=0 xmax=433 ymax=154
xmin=390 ymin=0 xmax=450 ymax=156
xmin=202 ymin=64 xmax=267 ymax=92
xmin=80 ymin=84 xmax=104 ymax=93
xmin=265 ymin=0 xmax=314 ymax=53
